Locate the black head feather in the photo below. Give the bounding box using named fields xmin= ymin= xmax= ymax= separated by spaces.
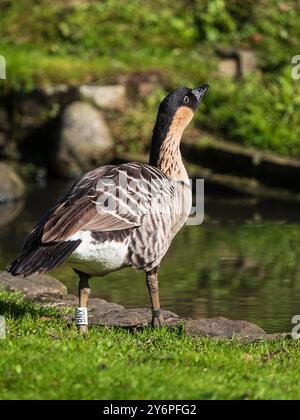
xmin=149 ymin=85 xmax=209 ymax=166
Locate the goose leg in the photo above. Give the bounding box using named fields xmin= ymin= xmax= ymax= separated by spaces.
xmin=75 ymin=270 xmax=91 ymax=334
xmin=146 ymin=268 xmax=164 ymax=328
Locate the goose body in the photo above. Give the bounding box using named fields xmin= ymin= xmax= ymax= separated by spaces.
xmin=67 ymin=163 xmax=192 ymax=276
xmin=8 ymin=84 xmax=209 ymax=332
xmin=9 ymin=162 xmax=191 ymax=277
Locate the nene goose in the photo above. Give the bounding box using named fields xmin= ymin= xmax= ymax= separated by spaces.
xmin=8 ymin=84 xmax=209 ymax=333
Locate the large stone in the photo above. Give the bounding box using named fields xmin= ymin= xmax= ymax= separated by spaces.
xmin=66 ymin=300 xmax=278 ymax=340
xmin=0 ymin=163 xmax=25 ymax=203
xmin=22 ymin=290 xmax=283 ymax=340
xmin=63 ymin=297 xmax=179 ymax=328
xmin=79 ymin=85 xmax=126 ymax=110
xmin=0 ymin=201 xmax=24 ymax=227
xmin=184 ymin=317 xmax=270 ymax=341
xmin=0 ymin=271 xmax=67 ymax=299
xmin=54 ymin=101 xmax=114 ymax=178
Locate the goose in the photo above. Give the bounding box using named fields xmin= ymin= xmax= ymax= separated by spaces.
xmin=8 ymin=84 xmax=209 ymax=333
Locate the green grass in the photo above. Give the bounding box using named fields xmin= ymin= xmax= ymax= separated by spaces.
xmin=0 ymin=0 xmax=211 ymax=91
xmin=1 ymin=290 xmax=300 ymax=400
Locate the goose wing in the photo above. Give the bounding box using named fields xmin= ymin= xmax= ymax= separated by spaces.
xmin=23 ymin=162 xmax=173 ymax=249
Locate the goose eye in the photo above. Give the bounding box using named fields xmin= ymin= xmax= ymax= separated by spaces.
xmin=183 ymin=96 xmax=189 ymax=104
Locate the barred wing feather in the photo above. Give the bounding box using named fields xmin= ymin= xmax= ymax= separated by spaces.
xmin=25 ymin=163 xmax=175 ymax=247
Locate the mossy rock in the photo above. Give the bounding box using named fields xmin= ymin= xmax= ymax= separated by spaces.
xmin=0 ymin=162 xmax=25 ymax=203
xmin=52 ymin=101 xmax=114 ymax=178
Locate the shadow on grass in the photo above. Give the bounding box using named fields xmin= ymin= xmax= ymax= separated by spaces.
xmin=0 ymin=296 xmax=60 ymax=320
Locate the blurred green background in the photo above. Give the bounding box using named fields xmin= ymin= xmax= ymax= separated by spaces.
xmin=0 ymin=0 xmax=300 ymax=156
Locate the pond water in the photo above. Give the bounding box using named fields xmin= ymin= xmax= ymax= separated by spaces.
xmin=1 ymin=179 xmax=300 ymax=333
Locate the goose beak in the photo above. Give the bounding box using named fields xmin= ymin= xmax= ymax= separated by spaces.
xmin=192 ymin=84 xmax=209 ymax=102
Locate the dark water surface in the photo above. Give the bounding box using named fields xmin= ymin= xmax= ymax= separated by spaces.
xmin=1 ymin=180 xmax=300 ymax=333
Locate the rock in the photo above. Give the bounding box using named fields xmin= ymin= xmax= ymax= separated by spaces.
xmin=0 ymin=201 xmax=24 ymax=227
xmin=217 ymin=48 xmax=257 ymax=78
xmin=63 ymin=299 xmax=278 ymax=340
xmin=35 ymin=293 xmax=78 ymax=306
xmin=238 ymin=49 xmax=257 ymax=77
xmin=13 ymin=287 xmax=283 ymax=340
xmin=42 ymin=84 xmax=69 ymax=97
xmin=0 ymin=163 xmax=25 ymax=203
xmin=126 ymin=307 xmax=180 ymax=326
xmin=54 ymin=101 xmax=114 ymax=178
xmin=218 ymin=58 xmax=239 ymax=78
xmin=0 ymin=271 xmax=67 ymax=299
xmin=184 ymin=317 xmax=269 ymax=341
xmin=63 ymin=298 xmax=179 ymax=328
xmin=79 ymin=85 xmax=126 ymax=110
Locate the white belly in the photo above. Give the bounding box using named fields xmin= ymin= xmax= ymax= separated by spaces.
xmin=67 ymin=231 xmax=129 ymax=276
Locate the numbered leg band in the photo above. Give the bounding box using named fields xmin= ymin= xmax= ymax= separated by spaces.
xmin=76 ymin=307 xmax=88 ymax=326
xmin=152 ymin=309 xmax=161 ymax=317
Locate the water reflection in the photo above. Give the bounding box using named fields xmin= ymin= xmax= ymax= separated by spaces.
xmin=1 ymin=181 xmax=300 ymax=333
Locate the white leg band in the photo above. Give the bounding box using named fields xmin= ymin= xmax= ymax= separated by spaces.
xmin=76 ymin=307 xmax=88 ymax=326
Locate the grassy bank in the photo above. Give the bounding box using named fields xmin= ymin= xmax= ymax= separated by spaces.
xmin=1 ymin=1 xmax=300 ymax=157
xmin=0 ymin=290 xmax=299 ymax=400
